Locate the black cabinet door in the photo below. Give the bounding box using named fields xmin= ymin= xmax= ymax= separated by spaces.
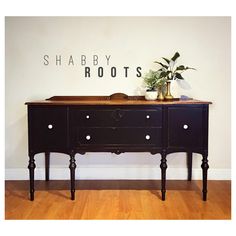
xmin=167 ymin=106 xmax=203 ymax=149
xmin=28 ymin=106 xmax=68 ymax=153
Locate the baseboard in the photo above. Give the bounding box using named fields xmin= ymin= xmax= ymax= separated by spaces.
xmin=5 ymin=166 xmax=231 ymax=180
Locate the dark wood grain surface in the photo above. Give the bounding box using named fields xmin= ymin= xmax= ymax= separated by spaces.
xmin=25 ymin=94 xmax=212 ymax=105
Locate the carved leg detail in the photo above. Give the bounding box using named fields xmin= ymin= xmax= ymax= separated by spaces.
xmin=69 ymin=154 xmax=76 ymax=200
xmin=28 ymin=154 xmax=36 ymax=201
xmin=160 ymin=152 xmax=168 ymax=201
xmin=187 ymin=152 xmax=193 ymax=181
xmin=45 ymin=152 xmax=50 ymax=181
xmin=201 ymin=154 xmax=209 ymax=201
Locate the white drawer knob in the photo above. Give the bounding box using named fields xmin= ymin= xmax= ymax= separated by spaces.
xmin=146 ymin=115 xmax=150 ymax=119
xmin=48 ymin=124 xmax=53 ymax=129
xmin=86 ymin=135 xmax=91 ymax=140
xmin=145 ymin=135 xmax=151 ymax=140
xmin=86 ymin=115 xmax=90 ymax=119
xmin=183 ymin=124 xmax=188 ymax=130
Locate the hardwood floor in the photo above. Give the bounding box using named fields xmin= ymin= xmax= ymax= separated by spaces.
xmin=5 ymin=180 xmax=231 ymax=220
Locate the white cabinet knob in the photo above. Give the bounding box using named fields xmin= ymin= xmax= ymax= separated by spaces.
xmin=48 ymin=124 xmax=53 ymax=129
xmin=86 ymin=115 xmax=90 ymax=119
xmin=146 ymin=115 xmax=150 ymax=119
xmin=183 ymin=124 xmax=189 ymax=130
xmin=145 ymin=135 xmax=151 ymax=140
xmin=86 ymin=135 xmax=91 ymax=140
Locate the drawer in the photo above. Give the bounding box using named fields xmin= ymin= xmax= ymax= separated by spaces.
xmin=167 ymin=107 xmax=203 ymax=148
xmin=28 ymin=106 xmax=68 ymax=151
xmin=71 ymin=108 xmax=162 ymax=127
xmin=76 ymin=127 xmax=162 ymax=146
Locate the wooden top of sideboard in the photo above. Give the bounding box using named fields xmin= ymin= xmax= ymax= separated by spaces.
xmin=25 ymin=93 xmax=212 ymax=105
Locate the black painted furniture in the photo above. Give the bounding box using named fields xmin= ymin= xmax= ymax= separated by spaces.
xmin=25 ymin=94 xmax=211 ymax=201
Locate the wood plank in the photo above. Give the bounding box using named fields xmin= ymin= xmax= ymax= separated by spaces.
xmin=25 ymin=93 xmax=212 ymax=105
xmin=5 ymin=180 xmax=230 ymax=220
xmin=25 ymin=98 xmax=212 ymax=105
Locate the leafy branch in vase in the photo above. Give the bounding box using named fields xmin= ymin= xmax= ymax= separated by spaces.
xmin=154 ymin=52 xmax=196 ymax=81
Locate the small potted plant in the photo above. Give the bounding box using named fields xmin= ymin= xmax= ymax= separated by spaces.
xmin=143 ymin=70 xmax=159 ymax=100
xmin=143 ymin=70 xmax=166 ymax=100
xmin=155 ymin=52 xmax=195 ymax=99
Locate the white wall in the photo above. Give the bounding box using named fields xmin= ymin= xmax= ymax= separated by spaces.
xmin=5 ymin=16 xmax=231 ymax=180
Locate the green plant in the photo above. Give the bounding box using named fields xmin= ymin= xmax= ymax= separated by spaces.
xmin=143 ymin=70 xmax=165 ymax=91
xmin=154 ymin=52 xmax=196 ymax=81
xmin=156 ymin=77 xmax=167 ymax=88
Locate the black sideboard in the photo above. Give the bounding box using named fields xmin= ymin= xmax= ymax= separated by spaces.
xmin=25 ymin=93 xmax=211 ymax=201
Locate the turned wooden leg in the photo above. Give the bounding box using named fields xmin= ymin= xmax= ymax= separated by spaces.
xmin=201 ymin=153 xmax=209 ymax=201
xmin=45 ymin=152 xmax=50 ymax=181
xmin=28 ymin=154 xmax=36 ymax=201
xmin=69 ymin=154 xmax=76 ymax=200
xmin=187 ymin=152 xmax=193 ymax=181
xmin=160 ymin=152 xmax=168 ymax=201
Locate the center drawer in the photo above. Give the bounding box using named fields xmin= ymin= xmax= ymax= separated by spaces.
xmin=77 ymin=127 xmax=162 ymax=146
xmin=71 ymin=108 xmax=162 ymax=127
